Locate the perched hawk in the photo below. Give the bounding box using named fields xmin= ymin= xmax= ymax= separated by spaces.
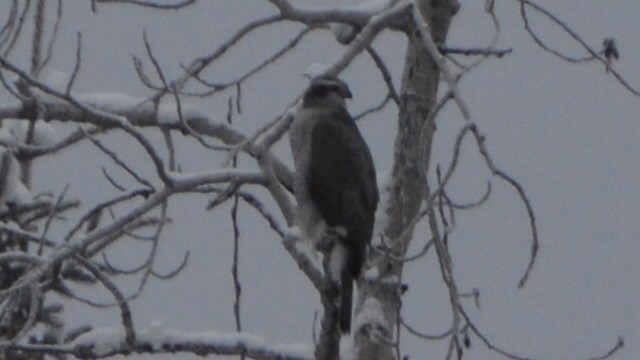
xmin=289 ymin=76 xmax=379 ymax=333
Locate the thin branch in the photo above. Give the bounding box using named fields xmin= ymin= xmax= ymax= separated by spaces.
xmin=411 ymin=1 xmax=470 ymax=120
xmin=75 ymin=257 xmax=136 ymax=348
xmin=401 ymin=317 xmax=451 ymax=340
xmin=94 ymin=0 xmax=197 ymax=10
xmin=587 ymin=338 xmax=625 ymax=360
xmin=172 ymin=15 xmax=283 ymax=94
xmin=0 ymin=56 xmax=173 ymax=185
xmin=64 ymin=189 xmax=150 ymax=241
xmin=151 ymin=251 xmax=189 ymax=280
xmin=515 ymin=0 xmax=640 ymax=97
xmin=17 ymin=126 xmax=106 ymax=161
xmin=323 ymin=1 xmax=412 ymax=78
xmin=30 ymin=0 xmax=45 ymax=76
xmin=80 ymin=128 xmax=154 ymax=190
xmin=1 ymin=0 xmax=31 ymax=57
xmin=519 ymin=2 xmax=593 ymax=63
xmin=191 ymin=27 xmax=315 ymax=97
xmin=38 ymin=0 xmax=62 ymax=72
xmin=353 ymin=94 xmax=392 ymax=121
xmin=37 ymin=183 xmax=69 ymax=255
xmin=0 ymin=1 xmax=19 ymax=47
xmin=439 ymin=46 xmax=511 ymax=58
xmin=366 ymin=46 xmax=400 ymax=105
xmin=467 ymin=125 xmax=537 ymax=288
xmin=65 ymin=32 xmax=82 ymax=95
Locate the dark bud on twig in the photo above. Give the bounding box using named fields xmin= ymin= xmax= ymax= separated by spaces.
xmin=602 ymin=37 xmax=619 ymax=73
xmin=463 ymin=334 xmax=471 ymax=348
xmin=602 ymin=38 xmax=619 ymax=61
xmin=400 ymin=283 xmax=409 ymax=294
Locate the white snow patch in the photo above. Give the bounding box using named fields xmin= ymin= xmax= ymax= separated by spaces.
xmin=41 ymin=69 xmax=71 ymax=91
xmin=76 ymin=92 xmax=208 ymax=125
xmin=364 ymin=266 xmax=379 ymax=281
xmin=74 ymin=327 xmax=125 ymax=357
xmin=331 ymin=0 xmax=394 ymax=44
xmin=73 ymin=323 xmax=314 ymax=359
xmin=77 ymin=92 xmax=142 ymax=113
xmin=339 ymin=335 xmax=354 ymax=360
xmin=329 ymin=243 xmax=347 ymax=282
xmin=0 ymin=148 xmax=21 ymax=211
xmin=372 ymin=169 xmax=391 ymax=248
xmin=156 ymin=101 xmax=208 ymax=125
xmin=136 ymin=322 xmax=314 ymax=358
xmin=10 ymin=181 xmax=33 ymax=206
xmin=303 ymin=63 xmax=329 ymax=79
xmin=353 ymin=298 xmax=389 ymax=335
xmin=0 ymin=119 xmax=58 ymax=147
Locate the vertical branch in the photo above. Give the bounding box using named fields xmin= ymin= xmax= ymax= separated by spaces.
xmin=231 ymin=195 xmax=242 ymax=332
xmin=2 ymin=0 xmax=32 ymax=57
xmin=314 ymin=233 xmax=340 ymax=360
xmin=30 ymin=0 xmax=44 ymax=76
xmin=230 ymin=181 xmax=244 ymax=360
xmin=21 ymin=0 xmax=45 ymax=190
xmin=38 ymin=0 xmax=62 ymax=72
xmin=355 ymin=1 xmax=457 ymax=359
xmin=227 ymin=98 xmax=244 ymax=360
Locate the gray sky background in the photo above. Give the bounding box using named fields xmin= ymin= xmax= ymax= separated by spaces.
xmin=1 ymin=1 xmax=639 ymax=359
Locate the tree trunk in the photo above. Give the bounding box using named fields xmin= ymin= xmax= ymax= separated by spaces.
xmin=354 ymin=1 xmax=457 ymax=359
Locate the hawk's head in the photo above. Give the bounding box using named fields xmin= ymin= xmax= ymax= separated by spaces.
xmin=302 ymin=76 xmax=352 ymax=109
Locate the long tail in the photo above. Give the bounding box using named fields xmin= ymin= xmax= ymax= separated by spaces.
xmin=339 ymin=272 xmax=353 ymax=333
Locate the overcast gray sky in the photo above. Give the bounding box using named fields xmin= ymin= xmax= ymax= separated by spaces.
xmin=2 ymin=1 xmax=640 ymax=359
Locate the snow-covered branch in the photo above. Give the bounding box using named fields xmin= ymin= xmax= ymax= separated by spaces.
xmin=2 ymin=324 xmax=313 ymax=360
xmin=267 ymin=0 xmax=408 ymax=30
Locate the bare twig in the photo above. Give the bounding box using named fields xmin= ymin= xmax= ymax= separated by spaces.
xmin=75 ymin=257 xmax=136 ymax=348
xmin=366 ymin=46 xmax=400 ymax=105
xmin=30 ymin=0 xmax=45 ymax=76
xmin=80 ymin=128 xmax=154 ymax=190
xmin=401 ymin=317 xmax=451 ymax=340
xmin=467 ymin=125 xmax=537 ymax=288
xmin=439 ymin=46 xmax=511 ymax=58
xmin=1 ymin=0 xmax=31 ymax=57
xmin=515 ymin=0 xmax=640 ymax=97
xmin=94 ymin=0 xmax=197 ymax=10
xmin=38 ymin=0 xmax=62 ymax=72
xmin=412 ymin=1 xmax=470 ymax=120
xmin=190 ymin=27 xmax=314 ymax=97
xmin=65 ymin=32 xmax=82 ymax=94
xmin=37 ymin=183 xmax=69 ymax=255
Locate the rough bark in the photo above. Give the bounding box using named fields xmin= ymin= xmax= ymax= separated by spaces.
xmin=354 ymin=1 xmax=457 ymax=359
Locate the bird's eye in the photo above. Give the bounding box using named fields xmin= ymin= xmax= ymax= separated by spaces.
xmin=314 ymin=87 xmax=329 ymax=98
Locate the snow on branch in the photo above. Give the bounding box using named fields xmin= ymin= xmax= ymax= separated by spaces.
xmin=3 ymin=323 xmax=313 ymax=360
xmin=0 ymin=87 xmax=293 ymax=190
xmin=267 ymin=0 xmax=408 ymax=29
xmin=320 ymin=1 xmax=412 ymax=79
xmin=0 ymin=169 xmax=266 ymax=307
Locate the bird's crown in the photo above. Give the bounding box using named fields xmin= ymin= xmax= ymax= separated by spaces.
xmin=302 ymin=76 xmax=353 ymax=108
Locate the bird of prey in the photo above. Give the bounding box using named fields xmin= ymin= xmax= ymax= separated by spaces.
xmin=289 ymin=76 xmax=379 ymax=333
